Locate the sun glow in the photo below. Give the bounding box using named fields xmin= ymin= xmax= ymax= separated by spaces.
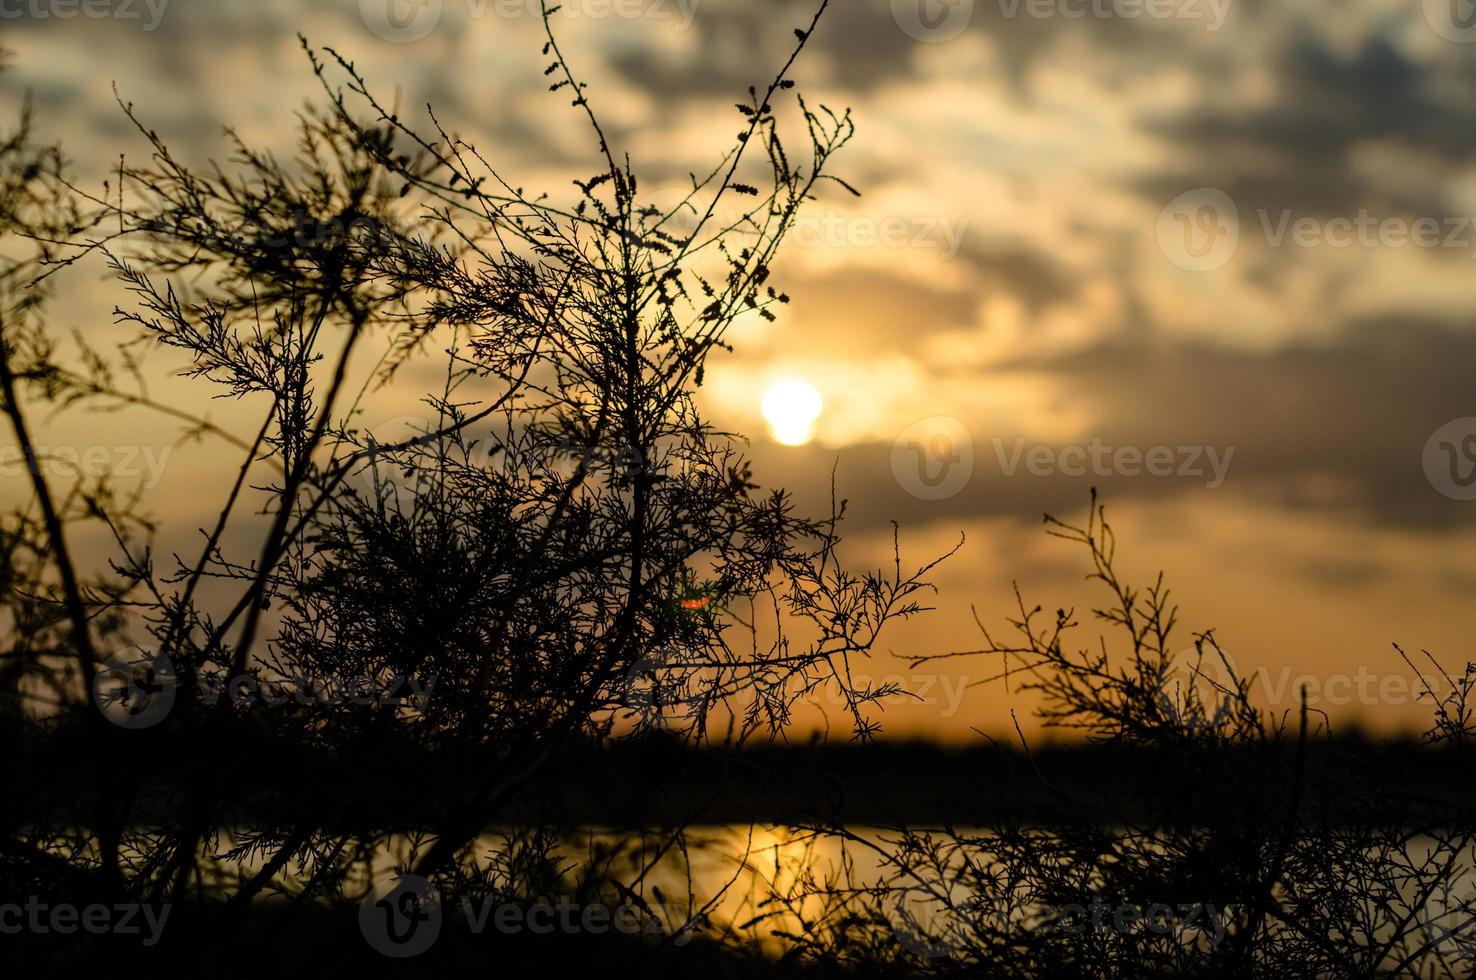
xmin=761 ymin=380 xmax=824 ymax=446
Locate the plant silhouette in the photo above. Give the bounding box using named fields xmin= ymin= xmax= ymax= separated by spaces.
xmin=2 ymin=9 xmax=1475 ymax=978
xmin=775 ymin=492 xmax=1476 ymax=978
xmin=0 ymin=5 xmax=949 ymax=972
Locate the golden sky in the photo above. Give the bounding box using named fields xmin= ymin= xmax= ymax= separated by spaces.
xmin=3 ymin=0 xmax=1475 ymax=740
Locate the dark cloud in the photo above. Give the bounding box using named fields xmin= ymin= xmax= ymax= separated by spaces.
xmin=954 ymin=242 xmax=1077 ymax=311
xmin=741 ymin=247 xmax=1077 ymax=361
xmin=605 ymin=0 xmax=1252 ymax=103
xmin=1144 ymin=34 xmax=1476 ymax=218
xmin=768 ymin=265 xmax=974 ymax=354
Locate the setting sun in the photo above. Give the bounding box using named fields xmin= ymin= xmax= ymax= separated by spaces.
xmin=761 ymin=380 xmax=823 ymax=446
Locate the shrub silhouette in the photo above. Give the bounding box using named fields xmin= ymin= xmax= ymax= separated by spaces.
xmin=0 ymin=5 xmax=948 ymax=971
xmin=776 ymin=492 xmax=1476 ymax=978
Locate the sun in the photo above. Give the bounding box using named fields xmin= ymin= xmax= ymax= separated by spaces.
xmin=761 ymin=380 xmax=823 ymax=446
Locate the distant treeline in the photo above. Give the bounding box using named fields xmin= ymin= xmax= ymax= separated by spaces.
xmin=8 ymin=718 xmax=1470 ymax=829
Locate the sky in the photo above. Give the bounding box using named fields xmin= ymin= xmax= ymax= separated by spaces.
xmin=2 ymin=0 xmax=1475 ymax=741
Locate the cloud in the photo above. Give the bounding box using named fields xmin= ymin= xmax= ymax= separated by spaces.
xmin=3 ymin=0 xmax=1475 ymax=698
xmin=734 ymin=317 xmax=1476 ymax=532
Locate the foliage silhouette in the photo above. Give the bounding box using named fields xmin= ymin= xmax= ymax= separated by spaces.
xmin=775 ymin=493 xmax=1476 ymax=978
xmin=2 ymin=10 xmax=1475 ymax=979
xmin=0 ymin=6 xmax=948 ymax=973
